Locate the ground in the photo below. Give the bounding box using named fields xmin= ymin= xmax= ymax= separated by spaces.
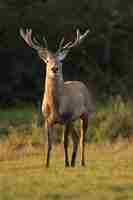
xmin=0 ymin=142 xmax=133 ymax=200
xmin=0 ymin=105 xmax=133 ymax=199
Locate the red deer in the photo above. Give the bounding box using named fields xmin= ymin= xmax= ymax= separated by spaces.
xmin=20 ymin=28 xmax=95 ymax=167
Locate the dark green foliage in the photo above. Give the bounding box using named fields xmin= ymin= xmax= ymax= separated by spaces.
xmin=0 ymin=0 xmax=133 ymax=105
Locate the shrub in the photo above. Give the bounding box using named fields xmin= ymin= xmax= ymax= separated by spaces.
xmin=90 ymin=96 xmax=133 ymax=142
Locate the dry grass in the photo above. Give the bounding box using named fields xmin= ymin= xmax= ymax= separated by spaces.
xmin=0 ymin=140 xmax=133 ymax=200
xmin=0 ymin=104 xmax=133 ymax=199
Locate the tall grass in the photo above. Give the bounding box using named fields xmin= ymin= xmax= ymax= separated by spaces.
xmin=90 ymin=96 xmax=133 ymax=142
xmin=0 ymin=100 xmax=133 ymax=200
xmin=0 ymin=96 xmax=133 ymax=160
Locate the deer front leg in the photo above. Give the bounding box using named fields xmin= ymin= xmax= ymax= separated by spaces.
xmin=46 ymin=122 xmax=53 ymax=168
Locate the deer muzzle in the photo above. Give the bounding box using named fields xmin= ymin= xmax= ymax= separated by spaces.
xmin=51 ymin=67 xmax=58 ymax=74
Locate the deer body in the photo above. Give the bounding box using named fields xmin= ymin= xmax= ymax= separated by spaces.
xmin=20 ymin=28 xmax=94 ymax=167
xmin=43 ymin=76 xmax=91 ymax=124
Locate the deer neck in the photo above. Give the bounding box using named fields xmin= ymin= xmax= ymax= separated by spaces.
xmin=44 ymin=75 xmax=64 ymax=118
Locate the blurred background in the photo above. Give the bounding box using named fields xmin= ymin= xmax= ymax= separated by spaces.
xmin=0 ymin=0 xmax=133 ymax=106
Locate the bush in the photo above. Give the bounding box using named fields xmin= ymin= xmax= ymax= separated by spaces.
xmin=90 ymin=96 xmax=133 ymax=142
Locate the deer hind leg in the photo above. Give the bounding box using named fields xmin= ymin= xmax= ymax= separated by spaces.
xmin=71 ymin=125 xmax=79 ymax=167
xmin=46 ymin=122 xmax=53 ymax=168
xmin=64 ymin=123 xmax=71 ymax=167
xmin=80 ymin=114 xmax=88 ymax=166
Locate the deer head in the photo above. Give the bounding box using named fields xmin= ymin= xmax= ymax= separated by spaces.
xmin=20 ymin=28 xmax=89 ymax=77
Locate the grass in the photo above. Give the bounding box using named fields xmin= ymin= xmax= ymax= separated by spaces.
xmin=0 ymin=142 xmax=133 ymax=200
xmin=90 ymin=96 xmax=133 ymax=142
xmin=0 ymin=104 xmax=36 ymax=139
xmin=0 ymin=104 xmax=34 ymax=124
xmin=0 ymin=102 xmax=133 ymax=199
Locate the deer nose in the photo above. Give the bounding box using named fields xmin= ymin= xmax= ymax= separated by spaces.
xmin=51 ymin=67 xmax=58 ymax=73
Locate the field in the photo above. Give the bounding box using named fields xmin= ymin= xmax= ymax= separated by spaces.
xmin=0 ymin=142 xmax=133 ymax=200
xmin=0 ymin=105 xmax=133 ymax=200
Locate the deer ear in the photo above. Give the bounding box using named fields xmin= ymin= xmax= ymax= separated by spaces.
xmin=57 ymin=50 xmax=69 ymax=62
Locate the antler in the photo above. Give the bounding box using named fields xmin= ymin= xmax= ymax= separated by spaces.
xmin=58 ymin=29 xmax=90 ymax=52
xmin=20 ymin=28 xmax=48 ymax=50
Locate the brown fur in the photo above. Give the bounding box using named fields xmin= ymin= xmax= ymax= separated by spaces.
xmin=20 ymin=28 xmax=95 ymax=167
xmin=42 ymin=70 xmax=94 ymax=167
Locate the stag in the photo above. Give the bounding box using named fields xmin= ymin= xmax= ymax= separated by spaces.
xmin=20 ymin=28 xmax=94 ymax=167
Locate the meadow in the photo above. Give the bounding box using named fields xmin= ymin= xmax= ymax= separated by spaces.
xmin=0 ymin=142 xmax=133 ymax=200
xmin=0 ymin=99 xmax=133 ymax=200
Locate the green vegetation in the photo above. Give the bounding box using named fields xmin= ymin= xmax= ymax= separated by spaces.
xmin=0 ymin=104 xmax=34 ymax=125
xmin=0 ymin=0 xmax=133 ymax=198
xmin=1 ymin=96 xmax=133 ymax=143
xmin=0 ymin=99 xmax=133 ymax=199
xmin=0 ymin=104 xmax=35 ymax=138
xmin=90 ymin=96 xmax=133 ymax=142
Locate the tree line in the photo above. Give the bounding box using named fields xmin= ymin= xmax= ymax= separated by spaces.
xmin=0 ymin=0 xmax=133 ymax=105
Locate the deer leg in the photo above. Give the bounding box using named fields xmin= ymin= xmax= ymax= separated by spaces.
xmin=71 ymin=126 xmax=79 ymax=167
xmin=46 ymin=122 xmax=53 ymax=168
xmin=80 ymin=114 xmax=88 ymax=166
xmin=64 ymin=123 xmax=70 ymax=167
